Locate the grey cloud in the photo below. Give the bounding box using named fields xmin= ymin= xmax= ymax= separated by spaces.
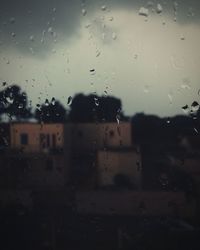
xmin=0 ymin=0 xmax=200 ymax=57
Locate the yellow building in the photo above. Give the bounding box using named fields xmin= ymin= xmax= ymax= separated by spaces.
xmin=10 ymin=123 xmax=64 ymax=153
xmin=66 ymin=122 xmax=132 ymax=152
xmin=97 ymin=149 xmax=141 ymax=189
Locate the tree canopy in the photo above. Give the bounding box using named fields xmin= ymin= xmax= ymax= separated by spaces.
xmin=68 ymin=93 xmax=126 ymax=123
xmin=0 ymin=84 xmax=31 ymax=120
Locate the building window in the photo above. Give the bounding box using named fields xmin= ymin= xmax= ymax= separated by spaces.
xmin=109 ymin=130 xmax=115 ymax=138
xmin=40 ymin=133 xmax=46 ymax=148
xmin=46 ymin=134 xmax=50 ymax=147
xmin=52 ymin=134 xmax=56 ymax=148
xmin=20 ymin=133 xmax=28 ymax=145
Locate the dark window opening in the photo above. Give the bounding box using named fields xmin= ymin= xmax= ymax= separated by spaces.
xmin=109 ymin=130 xmax=115 ymax=138
xmin=20 ymin=133 xmax=28 ymax=145
xmin=52 ymin=134 xmax=56 ymax=148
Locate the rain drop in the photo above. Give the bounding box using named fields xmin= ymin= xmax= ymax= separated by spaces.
xmin=6 ymin=96 xmax=14 ymax=104
xmin=191 ymin=101 xmax=199 ymax=112
xmin=82 ymin=8 xmax=87 ymax=16
xmin=48 ymin=27 xmax=53 ymax=34
xmin=168 ymin=93 xmax=173 ymax=104
xmin=139 ymin=7 xmax=149 ymax=17
xmin=29 ymin=35 xmax=34 ymax=41
xmin=90 ymin=69 xmax=96 ymax=75
xmin=180 ymin=35 xmax=185 ymax=40
xmin=11 ymin=32 xmax=16 ymax=38
xmin=67 ymin=96 xmax=73 ymax=105
xmin=101 ymin=5 xmax=107 ymax=11
xmin=51 ymin=97 xmax=56 ymax=105
xmin=116 ymin=114 xmax=120 ymax=125
xmin=45 ymin=99 xmax=49 ymax=106
xmin=182 ymin=105 xmax=190 ymax=114
xmin=112 ymin=32 xmax=117 ymax=40
xmin=96 ymin=50 xmax=101 ymax=57
xmin=156 ymin=4 xmax=163 ymax=14
xmin=18 ymin=103 xmax=23 ymax=109
xmin=9 ymin=17 xmax=15 ymax=24
xmin=94 ymin=97 xmax=99 ymax=106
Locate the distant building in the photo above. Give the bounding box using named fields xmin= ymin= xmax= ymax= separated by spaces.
xmin=1 ymin=122 xmax=141 ymax=189
xmin=97 ymin=149 xmax=141 ymax=189
xmin=10 ymin=123 xmax=64 ymax=153
xmin=66 ymin=122 xmax=133 ymax=152
xmin=65 ymin=122 xmax=141 ymax=188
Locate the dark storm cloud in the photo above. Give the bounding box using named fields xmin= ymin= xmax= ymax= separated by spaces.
xmin=0 ymin=0 xmax=200 ymax=56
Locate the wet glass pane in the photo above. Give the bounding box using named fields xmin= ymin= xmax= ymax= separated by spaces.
xmin=0 ymin=1 xmax=200 ymax=250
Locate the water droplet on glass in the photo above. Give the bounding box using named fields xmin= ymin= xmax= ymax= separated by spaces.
xmin=191 ymin=101 xmax=199 ymax=112
xmin=18 ymin=103 xmax=23 ymax=109
xmin=116 ymin=114 xmax=120 ymax=125
xmin=82 ymin=8 xmax=87 ymax=16
xmin=53 ymin=7 xmax=56 ymax=12
xmin=104 ymin=90 xmax=108 ymax=96
xmin=139 ymin=7 xmax=149 ymax=17
xmin=101 ymin=5 xmax=107 ymax=11
xmin=112 ymin=32 xmax=117 ymax=40
xmin=156 ymin=4 xmax=163 ymax=14
xmin=2 ymin=82 xmax=7 ymax=86
xmin=194 ymin=128 xmax=198 ymax=134
xmin=109 ymin=17 xmax=114 ymax=21
xmin=6 ymin=96 xmax=14 ymax=104
xmin=11 ymin=32 xmax=16 ymax=38
xmin=67 ymin=96 xmax=72 ymax=105
xmin=29 ymin=35 xmax=34 ymax=41
xmin=180 ymin=35 xmax=185 ymax=40
xmin=173 ymin=1 xmax=178 ymax=11
xmin=96 ymin=50 xmax=101 ymax=57
xmin=182 ymin=105 xmax=190 ymax=114
xmin=45 ymin=99 xmax=49 ymax=106
xmin=51 ymin=97 xmax=56 ymax=105
xmin=9 ymin=17 xmax=15 ymax=24
xmin=48 ymin=27 xmax=53 ymax=34
xmin=94 ymin=97 xmax=99 ymax=106
xmin=144 ymin=85 xmax=149 ymax=93
xmin=198 ymin=89 xmax=200 ymax=96
xmin=168 ymin=93 xmax=173 ymax=104
xmin=90 ymin=69 xmax=95 ymax=75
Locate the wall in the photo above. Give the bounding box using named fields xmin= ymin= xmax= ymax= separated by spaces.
xmin=97 ymin=149 xmax=141 ymax=188
xmin=66 ymin=122 xmax=132 ymax=152
xmin=10 ymin=123 xmax=64 ymax=152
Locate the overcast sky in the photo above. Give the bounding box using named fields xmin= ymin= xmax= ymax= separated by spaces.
xmin=0 ymin=0 xmax=200 ymax=117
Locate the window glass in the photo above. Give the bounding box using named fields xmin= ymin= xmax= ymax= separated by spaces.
xmin=20 ymin=133 xmax=28 ymax=145
xmin=0 ymin=1 xmax=200 ymax=250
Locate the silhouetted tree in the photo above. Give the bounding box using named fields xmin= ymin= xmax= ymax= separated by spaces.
xmin=69 ymin=93 xmax=126 ymax=122
xmin=0 ymin=84 xmax=32 ymax=120
xmin=35 ymin=99 xmax=67 ymax=123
